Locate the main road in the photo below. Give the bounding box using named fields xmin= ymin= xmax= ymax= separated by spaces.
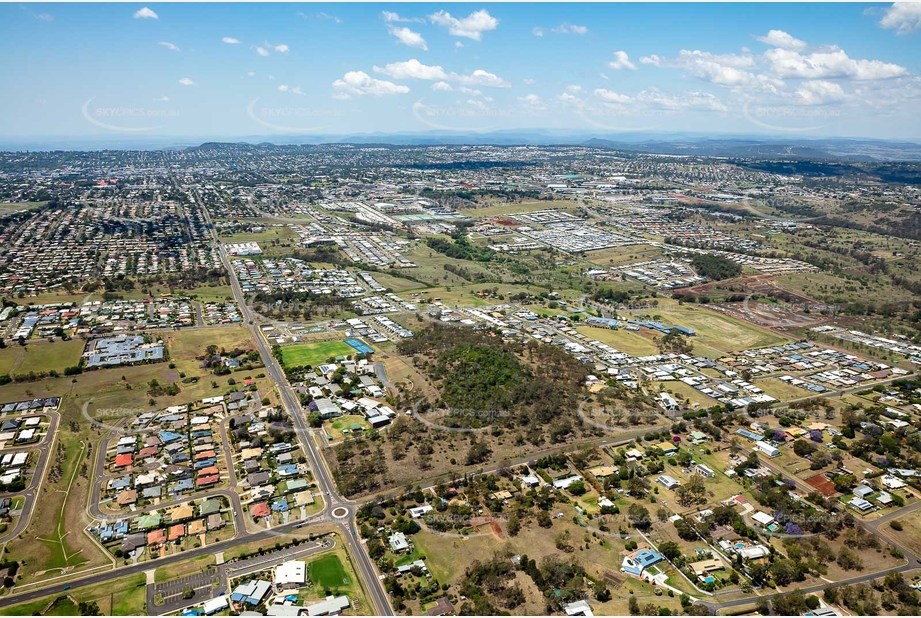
xmin=200 ymin=193 xmax=393 ymax=616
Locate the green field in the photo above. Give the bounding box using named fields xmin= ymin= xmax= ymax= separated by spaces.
xmin=280 ymin=341 xmax=355 ymax=367
xmin=0 ymin=339 xmax=85 ymax=376
xmin=0 ymin=572 xmax=147 ymax=616
xmin=309 ymin=554 xmax=349 ymax=588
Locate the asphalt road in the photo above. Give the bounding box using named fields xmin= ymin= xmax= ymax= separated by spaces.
xmin=0 ymin=410 xmax=60 ymax=544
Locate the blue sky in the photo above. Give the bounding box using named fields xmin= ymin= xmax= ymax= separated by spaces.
xmin=2 ymin=2 xmax=920 ymax=142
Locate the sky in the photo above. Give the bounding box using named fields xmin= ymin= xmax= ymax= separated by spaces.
xmin=1 ymin=2 xmax=920 ymax=144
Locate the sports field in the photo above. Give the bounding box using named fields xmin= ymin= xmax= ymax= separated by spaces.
xmin=309 ymin=554 xmax=349 ymax=588
xmin=279 ymin=341 xmax=353 ymax=367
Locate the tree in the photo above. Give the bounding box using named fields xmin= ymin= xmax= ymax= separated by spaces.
xmin=628 ymin=503 xmax=652 ymax=529
xmin=793 ymin=439 xmax=817 ymax=457
xmin=676 ymin=474 xmax=707 ymax=507
xmin=833 ymin=474 xmax=856 ymax=493
xmin=595 ymin=582 xmax=611 ymax=602
xmin=507 ymin=514 xmax=521 ymax=536
xmin=629 ymin=595 xmax=640 ymax=615
xmin=659 ymin=541 xmax=682 ymax=561
xmin=78 ymin=601 xmax=101 ymax=616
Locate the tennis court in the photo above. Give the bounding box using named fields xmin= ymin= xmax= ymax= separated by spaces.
xmin=344 ymin=338 xmax=374 ymax=354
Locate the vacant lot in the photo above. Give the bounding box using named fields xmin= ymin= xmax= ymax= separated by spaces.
xmin=309 ymin=554 xmax=349 ymax=588
xmin=0 ymin=339 xmax=85 ymax=377
xmin=0 ymin=572 xmax=147 ymax=616
xmin=575 ymin=325 xmax=659 ymax=356
xmin=280 ymin=341 xmax=354 ymax=367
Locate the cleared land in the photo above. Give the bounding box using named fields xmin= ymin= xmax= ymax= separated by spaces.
xmin=0 ymin=572 xmax=147 ymax=616
xmin=279 ymin=341 xmax=355 ymax=367
xmin=0 ymin=339 xmax=84 ymax=376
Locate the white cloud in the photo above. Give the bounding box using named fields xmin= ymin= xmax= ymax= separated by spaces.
xmin=451 ymin=69 xmax=510 ymax=88
xmin=879 ymin=3 xmax=921 ymax=34
xmin=608 ymin=51 xmax=637 ymax=71
xmin=331 ymin=92 xmax=351 ymax=100
xmin=518 ymin=94 xmax=546 ymax=109
xmin=388 ymin=26 xmax=428 ymax=50
xmin=532 ymin=27 xmax=544 ymax=37
xmin=431 ymin=81 xmax=453 ymax=92
xmin=467 ymin=99 xmax=488 ymax=111
xmin=642 ymin=50 xmax=759 ymax=87
xmin=374 ymin=59 xmax=446 ymax=80
xmin=222 ymin=37 xmax=241 ymax=44
xmin=299 ymin=12 xmax=342 ymax=24
xmin=764 ymin=47 xmax=908 ymax=80
xmin=552 ymin=23 xmax=588 ymax=34
xmin=429 ymin=9 xmax=499 ymax=41
xmin=35 ymin=13 xmax=53 ymax=21
xmin=153 ymin=96 xmax=169 ymax=102
xmin=756 ymin=30 xmax=807 ymax=50
xmin=600 ymin=73 xmax=609 ymax=80
xmin=372 ymin=61 xmax=510 ymax=89
xmin=133 ymin=7 xmax=158 ymax=19
xmin=558 ymin=92 xmax=581 ymax=104
xmin=455 ymin=41 xmax=464 ymax=48
xmin=459 ymin=86 xmax=483 ymax=95
xmin=636 ymin=88 xmax=727 ymax=112
xmin=255 ymin=46 xmax=270 ymax=57
xmin=178 ymin=77 xmax=195 ymax=86
xmin=523 ymin=78 xmax=536 ymax=85
xmin=566 ymin=85 xmax=582 ymax=93
xmin=382 ymin=11 xmax=424 ymax=24
xmin=795 ymin=80 xmax=847 ymax=105
xmin=333 ymin=71 xmax=410 ymax=96
xmin=246 ymin=71 xmax=255 ymax=77
xmin=159 ymin=41 xmax=179 ymax=52
xmin=274 ymin=44 xmax=289 ymax=54
xmin=594 ymin=88 xmax=632 ymax=104
xmin=277 ymin=85 xmax=289 ymax=92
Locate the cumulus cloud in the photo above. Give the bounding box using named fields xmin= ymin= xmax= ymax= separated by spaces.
xmin=431 ymin=81 xmax=453 ymax=91
xmin=222 ymin=37 xmax=241 ymax=44
xmin=178 ymin=77 xmax=195 ymax=86
xmin=764 ymin=47 xmax=908 ymax=80
xmin=594 ymin=88 xmax=632 ymax=104
xmin=608 ymin=51 xmax=637 ymax=71
xmin=566 ymin=85 xmax=582 ymax=93
xmin=388 ymin=26 xmax=428 ymax=50
xmin=153 ymin=96 xmax=169 ymax=102
xmin=274 ymin=44 xmax=289 ymax=53
xmin=382 ymin=11 xmax=424 ymax=24
xmin=879 ymin=2 xmax=921 ymax=34
xmin=552 ymin=23 xmax=588 ymax=34
xmin=459 ymin=86 xmax=482 ymax=95
xmin=795 ymin=80 xmax=847 ymax=105
xmin=331 ymin=92 xmax=351 ymax=100
xmin=374 ymin=59 xmax=447 ymax=80
xmin=255 ymin=46 xmax=270 ymax=57
xmin=159 ymin=41 xmax=179 ymax=52
xmin=372 ymin=60 xmax=510 ymax=89
xmin=637 ymin=88 xmax=727 ymax=112
xmin=518 ymin=94 xmax=546 ymax=110
xmin=523 ymin=78 xmax=536 ymax=85
xmin=35 ymin=13 xmax=53 ymax=21
xmin=333 ymin=71 xmax=410 ymax=96
xmin=532 ymin=27 xmax=544 ymax=37
xmin=756 ymin=29 xmax=807 ymax=50
xmin=429 ymin=9 xmax=499 ymax=41
xmin=133 ymin=7 xmax=158 ymax=19
xmin=451 ymin=69 xmax=510 ymax=88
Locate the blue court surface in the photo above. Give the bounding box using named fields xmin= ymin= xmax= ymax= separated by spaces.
xmin=344 ymin=338 xmax=374 ymax=354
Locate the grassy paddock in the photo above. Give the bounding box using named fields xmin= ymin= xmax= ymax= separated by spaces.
xmin=279 ymin=341 xmax=355 ymax=367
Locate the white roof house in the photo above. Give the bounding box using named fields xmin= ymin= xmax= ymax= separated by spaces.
xmin=305 ymin=595 xmax=350 ymax=616
xmin=202 ymin=596 xmax=229 ymax=615
xmin=275 ymin=560 xmax=307 ymax=586
xmin=752 ymin=511 xmax=775 ymax=526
